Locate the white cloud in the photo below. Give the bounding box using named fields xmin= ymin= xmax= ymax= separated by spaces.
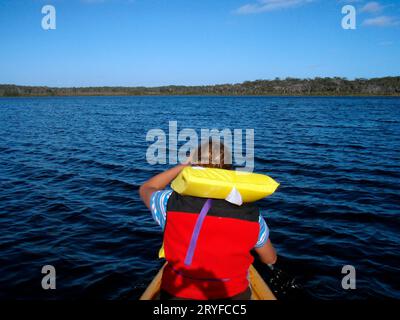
xmin=363 ymin=15 xmax=400 ymax=27
xmin=234 ymin=0 xmax=314 ymax=15
xmin=360 ymin=1 xmax=384 ymax=13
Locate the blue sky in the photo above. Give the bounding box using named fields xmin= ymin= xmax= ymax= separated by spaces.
xmin=0 ymin=0 xmax=399 ymax=87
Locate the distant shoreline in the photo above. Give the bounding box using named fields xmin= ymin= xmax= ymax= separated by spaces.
xmin=1 ymin=77 xmax=400 ymax=97
xmin=1 ymin=94 xmax=400 ymax=99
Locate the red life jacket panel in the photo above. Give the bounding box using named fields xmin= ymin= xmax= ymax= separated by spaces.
xmin=161 ymin=192 xmax=260 ymax=299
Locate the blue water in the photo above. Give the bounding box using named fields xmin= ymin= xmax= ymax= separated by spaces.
xmin=0 ymin=96 xmax=399 ymax=300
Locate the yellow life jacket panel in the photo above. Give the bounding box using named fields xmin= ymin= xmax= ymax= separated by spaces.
xmin=171 ymin=166 xmax=279 ymax=205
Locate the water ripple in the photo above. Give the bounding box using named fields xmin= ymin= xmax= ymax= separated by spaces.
xmin=0 ymin=96 xmax=399 ymax=300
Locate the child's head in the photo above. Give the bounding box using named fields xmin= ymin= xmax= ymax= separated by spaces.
xmin=191 ymin=140 xmax=232 ymax=170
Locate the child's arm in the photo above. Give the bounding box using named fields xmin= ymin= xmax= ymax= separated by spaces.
xmin=139 ymin=164 xmax=187 ymax=209
xmin=255 ymin=240 xmax=277 ymax=265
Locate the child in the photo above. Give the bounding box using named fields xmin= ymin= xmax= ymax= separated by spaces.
xmin=140 ymin=141 xmax=277 ymax=300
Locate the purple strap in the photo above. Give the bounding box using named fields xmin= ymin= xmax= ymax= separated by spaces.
xmin=184 ymin=199 xmax=212 ymax=266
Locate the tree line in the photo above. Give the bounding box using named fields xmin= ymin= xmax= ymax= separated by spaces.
xmin=1 ymin=77 xmax=399 ymax=97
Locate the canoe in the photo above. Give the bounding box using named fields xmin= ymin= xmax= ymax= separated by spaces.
xmin=140 ymin=263 xmax=276 ymax=300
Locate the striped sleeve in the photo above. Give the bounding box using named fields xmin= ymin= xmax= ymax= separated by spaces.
xmin=255 ymin=215 xmax=270 ymax=248
xmin=149 ymin=190 xmax=173 ymax=230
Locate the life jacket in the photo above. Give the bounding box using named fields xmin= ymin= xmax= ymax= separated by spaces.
xmin=161 ymin=192 xmax=260 ymax=299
